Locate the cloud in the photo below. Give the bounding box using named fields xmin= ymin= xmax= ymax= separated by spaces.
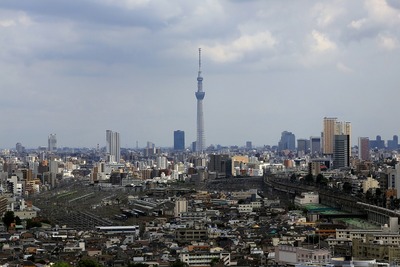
xmin=364 ymin=0 xmax=400 ymax=26
xmin=378 ymin=33 xmax=399 ymax=50
xmin=203 ymin=31 xmax=277 ymax=63
xmin=311 ymin=30 xmax=336 ymax=52
xmin=348 ymin=18 xmax=367 ymax=30
xmin=312 ymin=2 xmax=345 ymax=28
xmin=0 ymin=19 xmax=15 ymax=27
xmin=336 ymin=62 xmax=354 ymax=73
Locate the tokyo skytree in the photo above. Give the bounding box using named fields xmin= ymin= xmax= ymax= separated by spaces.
xmin=195 ymin=48 xmax=205 ymax=152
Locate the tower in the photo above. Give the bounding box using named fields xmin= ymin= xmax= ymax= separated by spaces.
xmin=106 ymin=130 xmax=120 ymax=163
xmin=195 ymin=48 xmax=205 ymax=152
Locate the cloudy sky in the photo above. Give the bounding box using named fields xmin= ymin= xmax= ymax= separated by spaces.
xmin=0 ymin=0 xmax=399 ymax=149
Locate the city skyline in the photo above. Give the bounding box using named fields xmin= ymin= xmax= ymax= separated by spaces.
xmin=0 ymin=1 xmax=399 ymax=148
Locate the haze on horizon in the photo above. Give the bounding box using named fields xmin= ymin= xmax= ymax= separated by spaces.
xmin=0 ymin=0 xmax=399 ymax=149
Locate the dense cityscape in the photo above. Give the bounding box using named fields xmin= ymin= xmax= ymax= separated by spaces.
xmin=0 ymin=50 xmax=399 ymax=267
xmin=1 ymin=1 xmax=400 ymax=267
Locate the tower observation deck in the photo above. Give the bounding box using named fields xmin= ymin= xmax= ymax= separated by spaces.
xmin=195 ymin=48 xmax=205 ymax=152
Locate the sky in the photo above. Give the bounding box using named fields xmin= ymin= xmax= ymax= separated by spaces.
xmin=0 ymin=0 xmax=399 ymax=149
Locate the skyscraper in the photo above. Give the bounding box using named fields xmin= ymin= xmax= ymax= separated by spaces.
xmin=278 ymin=131 xmax=296 ymax=151
xmin=323 ymin=117 xmax=351 ymax=155
xmin=48 ymin=134 xmax=57 ymax=152
xmin=195 ymin=48 xmax=205 ymax=152
xmin=174 ymin=130 xmax=185 ymax=151
xmin=333 ymin=134 xmax=350 ymax=169
xmin=310 ymin=136 xmax=321 ymax=155
xmin=106 ymin=130 xmax=120 ymax=163
xmin=358 ymin=137 xmax=370 ymax=161
xmin=322 ymin=117 xmax=337 ymax=155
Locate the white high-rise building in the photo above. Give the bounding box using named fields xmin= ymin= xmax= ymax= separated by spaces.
xmin=106 ymin=130 xmax=120 ymax=163
xmin=48 ymin=134 xmax=57 ymax=152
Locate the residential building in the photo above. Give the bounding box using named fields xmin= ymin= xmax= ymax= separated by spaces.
xmin=106 ymin=130 xmax=120 ymax=163
xmin=323 ymin=117 xmax=337 ymax=155
xmin=358 ymin=137 xmax=370 ymax=161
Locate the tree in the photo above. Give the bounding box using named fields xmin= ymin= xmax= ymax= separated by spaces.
xmin=290 ymin=173 xmax=297 ymax=183
xmin=52 ymin=262 xmax=72 ymax=267
xmin=2 ymin=211 xmax=15 ymax=230
xmin=128 ymin=264 xmax=148 ymax=267
xmin=77 ymin=259 xmax=103 ymax=267
xmin=304 ymin=174 xmax=314 ymax=185
xmin=170 ymin=259 xmax=188 ymax=267
xmin=315 ymin=174 xmax=324 ymax=185
xmin=26 ymin=219 xmax=42 ymax=229
xmin=342 ymin=182 xmax=352 ymax=194
xmin=15 ymin=216 xmax=22 ymax=226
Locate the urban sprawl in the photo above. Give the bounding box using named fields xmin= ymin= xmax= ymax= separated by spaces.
xmin=0 ymin=120 xmax=400 ymax=267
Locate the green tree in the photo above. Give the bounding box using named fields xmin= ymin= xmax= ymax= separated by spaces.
xmin=342 ymin=182 xmax=352 ymax=194
xmin=52 ymin=262 xmax=72 ymax=267
xmin=15 ymin=216 xmax=22 ymax=226
xmin=2 ymin=211 xmax=15 ymax=230
xmin=77 ymin=259 xmax=103 ymax=267
xmin=315 ymin=174 xmax=324 ymax=184
xmin=210 ymin=258 xmax=220 ymax=267
xmin=26 ymin=219 xmax=42 ymax=229
xmin=304 ymin=174 xmax=314 ymax=185
xmin=170 ymin=259 xmax=188 ymax=267
xmin=128 ymin=264 xmax=148 ymax=267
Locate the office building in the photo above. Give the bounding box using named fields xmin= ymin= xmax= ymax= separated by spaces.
xmin=195 ymin=48 xmax=206 ymax=152
xmin=174 ymin=130 xmax=185 ymax=151
xmin=297 ymin=139 xmax=309 ymax=154
xmin=358 ymin=137 xmax=370 ymax=161
xmin=106 ymin=130 xmax=120 ymax=163
xmin=278 ymin=131 xmax=296 ymax=151
xmin=246 ymin=141 xmax=252 ymax=150
xmin=369 ymin=135 xmax=385 ymax=149
xmin=48 ymin=134 xmax=57 ymax=152
xmin=388 ymin=135 xmax=399 ymax=150
xmin=333 ymin=134 xmax=350 ymax=169
xmin=208 ymin=154 xmax=230 ymax=178
xmin=310 ymin=136 xmax=321 ymax=155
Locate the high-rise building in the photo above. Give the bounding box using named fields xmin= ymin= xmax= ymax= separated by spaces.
xmin=322 ymin=117 xmax=337 ymax=155
xmin=15 ymin=143 xmax=25 ymax=154
xmin=369 ymin=135 xmax=385 ymax=149
xmin=246 ymin=141 xmax=252 ymax=150
xmin=323 ymin=117 xmax=351 ymax=156
xmin=195 ymin=48 xmax=206 ymax=152
xmin=310 ymin=136 xmax=321 ymax=155
xmin=333 ymin=134 xmax=350 ymax=169
xmin=278 ymin=131 xmax=296 ymax=151
xmin=48 ymin=134 xmax=57 ymax=152
xmin=388 ymin=135 xmax=399 ymax=150
xmin=358 ymin=137 xmax=370 ymax=161
xmin=297 ymin=139 xmax=309 ymax=154
xmin=208 ymin=154 xmax=230 ymax=177
xmin=106 ymin=130 xmax=120 ymax=163
xmin=174 ymin=130 xmax=185 ymax=151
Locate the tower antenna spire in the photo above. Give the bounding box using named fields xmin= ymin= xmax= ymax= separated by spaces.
xmin=198 ymin=48 xmax=202 ymax=72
